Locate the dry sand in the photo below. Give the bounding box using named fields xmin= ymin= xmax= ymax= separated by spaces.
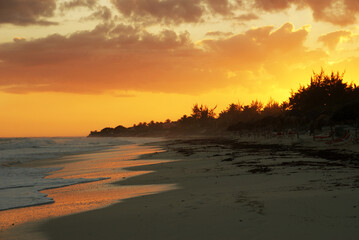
xmin=3 ymin=137 xmax=359 ymax=240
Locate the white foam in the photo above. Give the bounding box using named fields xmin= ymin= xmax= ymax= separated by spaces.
xmin=0 ymin=166 xmax=109 ymax=211
xmin=0 ymin=137 xmax=141 ymax=211
xmin=0 ymin=137 xmax=133 ymax=165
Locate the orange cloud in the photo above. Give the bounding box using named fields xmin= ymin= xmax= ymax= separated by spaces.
xmin=202 ymin=23 xmax=321 ymax=69
xmin=0 ymin=0 xmax=57 ymax=25
xmin=0 ymin=24 xmax=220 ymax=94
xmin=318 ymin=30 xmax=352 ymax=50
xmin=205 ymin=31 xmax=233 ymax=37
xmin=0 ymin=23 xmax=326 ymax=95
xmin=200 ymin=23 xmax=328 ymax=90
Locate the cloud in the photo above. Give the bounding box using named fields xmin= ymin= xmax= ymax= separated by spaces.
xmin=234 ymin=13 xmax=260 ymax=21
xmin=60 ymin=0 xmax=98 ymax=10
xmin=111 ymin=0 xmax=204 ymax=25
xmin=0 ymin=0 xmax=57 ymax=25
xmin=110 ymin=0 xmax=243 ymax=25
xmin=205 ymin=0 xmax=238 ymax=15
xmin=205 ymin=31 xmax=233 ymax=37
xmin=13 ymin=37 xmax=26 ymax=43
xmin=305 ymin=0 xmax=359 ymax=26
xmin=318 ymin=30 xmax=352 ymax=50
xmin=200 ymin=23 xmax=327 ymax=90
xmin=0 ymin=23 xmax=213 ymax=94
xmin=85 ymin=6 xmax=113 ymax=22
xmin=0 ymin=23 xmax=327 ymax=95
xmin=253 ymin=0 xmax=295 ymax=11
xmin=109 ymin=0 xmax=359 ymax=26
xmin=202 ymin=23 xmax=315 ymax=68
xmin=253 ymin=0 xmax=359 ymax=26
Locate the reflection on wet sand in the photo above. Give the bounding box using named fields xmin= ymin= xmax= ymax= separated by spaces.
xmin=0 ymin=144 xmax=176 ymax=231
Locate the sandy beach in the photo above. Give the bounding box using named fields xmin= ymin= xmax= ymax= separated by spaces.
xmin=3 ymin=1 xmax=359 ymax=239
xmin=2 ymin=136 xmax=358 ymax=240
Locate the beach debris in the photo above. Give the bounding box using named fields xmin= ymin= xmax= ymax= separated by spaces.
xmin=221 ymin=157 xmax=233 ymax=162
xmin=247 ymin=166 xmax=272 ymax=174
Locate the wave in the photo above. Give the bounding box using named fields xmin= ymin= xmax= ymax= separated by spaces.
xmin=0 ymin=137 xmax=136 ymax=211
xmin=0 ymin=137 xmax=133 ymax=165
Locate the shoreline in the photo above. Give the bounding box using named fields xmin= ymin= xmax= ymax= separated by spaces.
xmin=3 ymin=136 xmax=359 ymax=239
xmin=0 ymin=142 xmax=176 ymax=239
xmin=0 ymin=137 xmax=164 ymax=214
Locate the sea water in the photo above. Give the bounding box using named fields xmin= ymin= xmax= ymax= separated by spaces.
xmin=0 ymin=137 xmax=140 ymax=211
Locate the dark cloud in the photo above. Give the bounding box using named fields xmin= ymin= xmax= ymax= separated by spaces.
xmin=205 ymin=0 xmax=234 ymax=15
xmin=234 ymin=13 xmax=259 ymax=21
xmin=0 ymin=0 xmax=57 ymax=25
xmin=305 ymin=0 xmax=359 ymax=26
xmin=253 ymin=0 xmax=359 ymax=26
xmin=111 ymin=0 xmax=204 ymax=24
xmin=110 ymin=0 xmax=359 ymax=26
xmin=86 ymin=6 xmax=113 ymax=21
xmin=60 ymin=0 xmax=97 ymax=10
xmin=111 ymin=0 xmax=243 ymax=25
xmin=253 ymin=0 xmax=295 ymax=11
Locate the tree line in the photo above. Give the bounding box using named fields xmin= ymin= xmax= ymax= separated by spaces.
xmin=89 ymin=70 xmax=359 ymax=137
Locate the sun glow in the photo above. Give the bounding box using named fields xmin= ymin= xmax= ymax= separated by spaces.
xmin=0 ymin=0 xmax=359 ymax=136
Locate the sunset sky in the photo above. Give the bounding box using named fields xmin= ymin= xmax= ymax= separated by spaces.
xmin=1 ymin=0 xmax=359 ymax=137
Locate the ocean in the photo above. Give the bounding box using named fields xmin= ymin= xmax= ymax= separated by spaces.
xmin=0 ymin=137 xmax=155 ymax=212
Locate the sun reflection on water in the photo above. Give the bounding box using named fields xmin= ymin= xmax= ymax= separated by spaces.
xmin=0 ymin=144 xmax=176 ymax=231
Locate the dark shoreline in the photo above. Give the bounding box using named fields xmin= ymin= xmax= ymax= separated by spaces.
xmin=154 ymin=137 xmax=359 ymax=165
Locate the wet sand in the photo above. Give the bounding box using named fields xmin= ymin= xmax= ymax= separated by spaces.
xmin=3 ymin=137 xmax=359 ymax=239
xmin=0 ymin=143 xmax=175 ymax=239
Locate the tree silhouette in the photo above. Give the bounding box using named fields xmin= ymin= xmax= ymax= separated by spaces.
xmin=191 ymin=104 xmax=216 ymax=120
xmin=288 ymin=70 xmax=353 ymax=119
xmin=89 ymin=70 xmax=359 ymax=138
xmin=262 ymin=98 xmax=282 ymax=117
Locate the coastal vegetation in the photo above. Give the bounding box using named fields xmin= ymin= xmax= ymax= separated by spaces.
xmin=89 ymin=71 xmax=359 ymax=139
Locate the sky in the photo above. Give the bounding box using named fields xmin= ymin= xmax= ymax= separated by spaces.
xmin=1 ymin=0 xmax=359 ymax=137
